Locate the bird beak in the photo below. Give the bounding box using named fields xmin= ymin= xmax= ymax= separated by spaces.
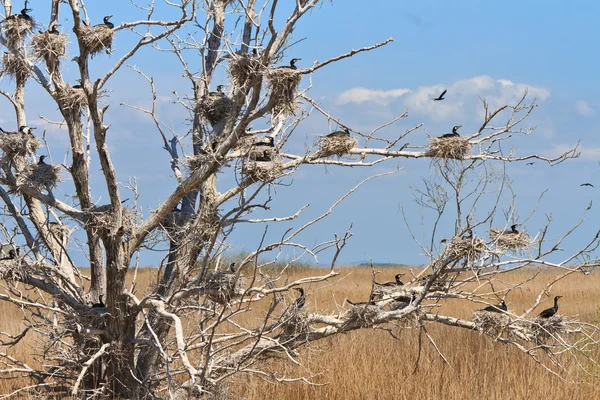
xmin=30 ymin=127 xmax=37 ymax=130
xmin=107 ymin=15 xmax=113 ymax=19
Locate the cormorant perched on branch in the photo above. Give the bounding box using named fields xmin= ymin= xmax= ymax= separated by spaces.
xmin=326 ymin=127 xmax=351 ymax=138
xmin=252 ymin=136 xmax=275 ymax=147
xmin=19 ymin=125 xmax=36 ymax=135
xmin=439 ymin=125 xmax=461 ymax=139
xmin=254 ymin=150 xmax=272 ymax=162
xmin=277 ymin=58 xmax=301 ymax=70
xmin=481 ymin=300 xmax=507 ymax=313
xmin=538 ymin=296 xmax=562 ymax=318
xmin=293 ymin=288 xmax=305 ymax=309
xmin=504 ymin=224 xmax=519 ymax=234
xmin=581 ymin=183 xmax=594 ymax=188
xmin=92 ymin=295 xmax=105 ymax=308
xmin=375 ymin=274 xmax=404 ymax=287
xmin=37 ymin=155 xmax=46 ymax=165
xmin=432 ymin=89 xmax=447 ymax=101
xmin=96 ymin=15 xmax=114 ymax=29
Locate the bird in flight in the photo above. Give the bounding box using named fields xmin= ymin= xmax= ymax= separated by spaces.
xmin=581 ymin=183 xmax=595 ymax=187
xmin=526 ymin=162 xmax=535 ymax=166
xmin=432 ymin=89 xmax=447 ymax=101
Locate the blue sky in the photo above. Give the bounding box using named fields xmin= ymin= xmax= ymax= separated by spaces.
xmin=3 ymin=0 xmax=600 ymax=267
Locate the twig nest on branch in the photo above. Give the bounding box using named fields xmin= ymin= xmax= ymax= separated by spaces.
xmin=228 ymin=53 xmax=264 ymax=88
xmin=197 ymin=94 xmax=233 ymax=126
xmin=30 ymin=32 xmax=67 ymax=70
xmin=472 ymin=310 xmax=511 ymax=334
xmin=86 ymin=204 xmax=137 ymax=236
xmin=57 ymin=85 xmax=88 ymax=112
xmin=266 ymin=69 xmax=302 ymax=115
xmin=345 ymin=304 xmax=380 ymax=328
xmin=0 ymin=132 xmax=40 ymax=158
xmin=445 ymin=236 xmax=488 ymax=260
xmin=0 ymin=258 xmax=27 ymax=281
xmin=204 ymin=272 xmax=245 ymax=304
xmin=1 ymin=52 xmax=31 ymax=81
xmin=2 ymin=16 xmax=34 ymax=49
xmin=489 ymin=229 xmax=533 ymax=251
xmin=21 ymin=162 xmax=62 ymax=192
xmin=80 ymin=25 xmax=114 ymax=57
xmin=529 ymin=315 xmax=568 ymax=341
xmin=243 ymin=152 xmax=284 ymax=183
xmin=426 ymin=136 xmax=471 ymax=160
xmin=280 ymin=307 xmax=310 ymax=337
xmin=183 ymin=154 xmax=210 ymax=171
xmin=318 ymin=135 xmax=357 ymax=157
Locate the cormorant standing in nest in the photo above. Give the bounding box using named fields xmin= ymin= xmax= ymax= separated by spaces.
xmin=96 ymin=15 xmax=114 ymax=29
xmin=229 ymin=262 xmax=236 ymax=273
xmin=481 ymin=300 xmax=507 ymax=313
xmin=326 ymin=127 xmax=351 ymax=138
xmin=432 ymin=89 xmax=447 ymax=101
xmin=92 ymin=295 xmax=105 ymax=308
xmin=17 ymin=8 xmax=33 ymax=21
xmin=37 ymin=155 xmax=46 ymax=165
xmin=73 ymin=79 xmax=83 ymax=89
xmin=504 ymin=224 xmax=519 ymax=234
xmin=254 ymin=150 xmax=272 ymax=162
xmin=294 ymin=288 xmax=305 ymax=309
xmin=19 ymin=125 xmax=36 ymax=136
xmin=48 ymin=24 xmax=59 ymax=34
xmin=375 ymin=273 xmax=404 ymax=287
xmin=252 ymin=136 xmax=275 ymax=147
xmin=439 ymin=125 xmax=461 ymax=139
xmin=209 ymin=85 xmax=225 ymax=97
xmin=277 ymin=58 xmax=301 ymax=70
xmin=538 ymin=296 xmax=562 ymax=318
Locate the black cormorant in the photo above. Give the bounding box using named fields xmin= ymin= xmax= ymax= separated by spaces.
xmin=73 ymin=79 xmax=83 ymax=89
xmin=208 ymin=85 xmax=225 ymax=97
xmin=48 ymin=24 xmax=59 ymax=34
xmin=277 ymin=58 xmax=301 ymax=70
xmin=526 ymin=162 xmax=535 ymax=166
xmin=326 ymin=127 xmax=351 ymax=138
xmin=37 ymin=155 xmax=46 ymax=165
xmin=432 ymin=89 xmax=447 ymax=101
xmin=481 ymin=300 xmax=507 ymax=313
xmin=254 ymin=150 xmax=272 ymax=162
xmin=504 ymin=224 xmax=519 ymax=234
xmin=439 ymin=125 xmax=461 ymax=139
xmin=581 ymin=183 xmax=594 ymax=188
xmin=91 ymin=295 xmax=105 ymax=308
xmin=538 ymin=296 xmax=562 ymax=318
xmin=252 ymin=136 xmax=275 ymax=147
xmin=19 ymin=126 xmax=36 ymax=135
xmin=294 ymin=288 xmax=305 ymax=309
xmin=18 ymin=8 xmax=33 ymax=21
xmin=346 ymin=294 xmax=376 ymax=306
xmin=375 ymin=273 xmax=404 ymax=287
xmin=97 ymin=15 xmax=114 ymax=29
xmin=229 ymin=262 xmax=236 ymax=273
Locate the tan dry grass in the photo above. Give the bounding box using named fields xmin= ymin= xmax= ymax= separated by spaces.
xmin=2 ymin=267 xmax=600 ymax=399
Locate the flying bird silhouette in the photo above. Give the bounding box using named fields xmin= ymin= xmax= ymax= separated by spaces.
xmin=581 ymin=183 xmax=595 ymax=187
xmin=432 ymin=89 xmax=447 ymax=101
xmin=526 ymin=162 xmax=535 ymax=166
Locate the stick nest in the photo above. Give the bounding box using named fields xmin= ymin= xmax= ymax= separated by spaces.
xmin=426 ymin=136 xmax=471 ymax=160
xmin=473 ymin=311 xmax=511 ymax=334
xmin=183 ymin=154 xmax=210 ymax=171
xmin=57 ymin=85 xmax=88 ymax=112
xmin=1 ymin=52 xmax=31 ymax=81
xmin=280 ymin=308 xmax=310 ymax=337
xmin=0 ymin=132 xmax=41 ymax=157
xmin=30 ymin=32 xmax=67 ymax=70
xmin=446 ymin=236 xmax=488 ymax=260
xmin=80 ymin=25 xmax=114 ymax=57
xmin=22 ymin=162 xmax=62 ymax=191
xmin=204 ymin=272 xmax=245 ymax=304
xmin=228 ymin=53 xmax=264 ymax=88
xmin=266 ymin=69 xmax=302 ymax=115
xmin=243 ymin=154 xmax=284 ymax=183
xmin=318 ymin=135 xmax=357 ymax=157
xmin=198 ymin=94 xmax=233 ymax=126
xmin=86 ymin=204 xmax=137 ymax=236
xmin=2 ymin=17 xmax=34 ymax=49
xmin=345 ymin=304 xmax=380 ymax=328
xmin=0 ymin=259 xmax=27 ymax=281
xmin=489 ymin=229 xmax=533 ymax=251
xmin=529 ymin=316 xmax=568 ymax=341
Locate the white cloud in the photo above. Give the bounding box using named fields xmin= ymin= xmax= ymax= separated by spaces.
xmin=575 ymin=100 xmax=595 ymax=117
xmin=336 ymin=87 xmax=411 ymax=106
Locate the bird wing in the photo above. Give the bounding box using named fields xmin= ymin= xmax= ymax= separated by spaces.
xmin=440 ymin=89 xmax=447 ymax=97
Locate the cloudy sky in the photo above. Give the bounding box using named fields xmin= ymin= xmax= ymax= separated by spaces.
xmin=3 ymin=0 xmax=600 ymax=266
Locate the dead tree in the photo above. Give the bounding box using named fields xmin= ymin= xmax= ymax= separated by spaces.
xmin=0 ymin=0 xmax=595 ymax=399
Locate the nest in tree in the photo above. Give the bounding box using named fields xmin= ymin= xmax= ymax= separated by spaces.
xmin=197 ymin=94 xmax=233 ymax=126
xmin=426 ymin=136 xmax=471 ymax=160
xmin=344 ymin=304 xmax=380 ymax=328
xmin=446 ymin=236 xmax=488 ymax=260
xmin=266 ymin=68 xmax=302 ymax=115
xmin=57 ymin=85 xmax=88 ymax=112
xmin=22 ymin=162 xmax=62 ymax=192
xmin=280 ymin=308 xmax=310 ymax=337
xmin=234 ymin=134 xmax=259 ymax=153
xmin=529 ymin=316 xmax=568 ymax=342
xmin=2 ymin=16 xmax=34 ymax=49
xmin=80 ymin=25 xmax=114 ymax=57
xmin=473 ymin=310 xmax=511 ymax=334
xmin=183 ymin=154 xmax=211 ymax=171
xmin=0 ymin=259 xmax=27 ymax=281
xmin=243 ymin=155 xmax=284 ymax=183
xmin=489 ymin=229 xmax=533 ymax=251
xmin=318 ymin=135 xmax=357 ymax=157
xmin=204 ymin=272 xmax=245 ymax=304
xmin=228 ymin=53 xmax=264 ymax=88
xmin=1 ymin=52 xmax=31 ymax=81
xmin=30 ymin=32 xmax=67 ymax=70
xmin=86 ymin=204 xmax=137 ymax=235
xmin=0 ymin=132 xmax=41 ymax=157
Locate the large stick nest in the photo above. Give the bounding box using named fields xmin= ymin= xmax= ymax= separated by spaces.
xmin=0 ymin=258 xmax=28 ymax=281
xmin=57 ymin=85 xmax=88 ymax=112
xmin=1 ymin=52 xmax=31 ymax=81
xmin=280 ymin=308 xmax=310 ymax=337
xmin=204 ymin=272 xmax=245 ymax=304
xmin=344 ymin=304 xmax=380 ymax=328
xmin=2 ymin=16 xmax=34 ymax=49
xmin=318 ymin=135 xmax=357 ymax=157
xmin=21 ymin=162 xmax=62 ymax=192
xmin=30 ymin=32 xmax=68 ymax=70
xmin=197 ymin=94 xmax=233 ymax=126
xmin=489 ymin=229 xmax=533 ymax=251
xmin=266 ymin=69 xmax=302 ymax=115
xmin=228 ymin=53 xmax=264 ymax=88
xmin=242 ymin=152 xmax=284 ymax=183
xmin=473 ymin=310 xmax=511 ymax=334
xmin=86 ymin=204 xmax=137 ymax=236
xmin=446 ymin=236 xmax=488 ymax=260
xmin=0 ymin=132 xmax=41 ymax=157
xmin=182 ymin=154 xmax=210 ymax=171
xmin=426 ymin=136 xmax=471 ymax=160
xmin=79 ymin=25 xmax=114 ymax=57
xmin=529 ymin=316 xmax=568 ymax=342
